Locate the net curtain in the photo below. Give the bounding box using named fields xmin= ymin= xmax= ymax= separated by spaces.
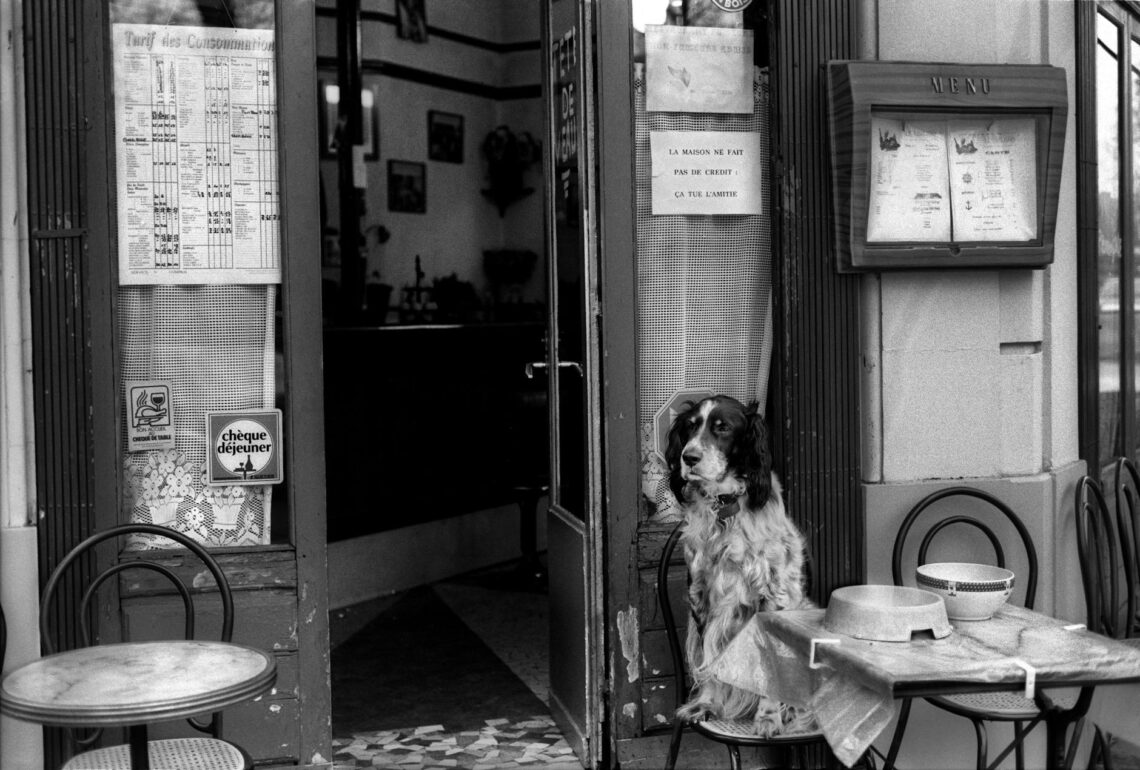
xmin=636 ymin=64 xmax=774 ymax=521
xmin=120 ymin=285 xmax=275 ymax=547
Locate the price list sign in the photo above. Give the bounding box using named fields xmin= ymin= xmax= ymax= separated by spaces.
xmin=113 ymin=24 xmax=281 ymax=285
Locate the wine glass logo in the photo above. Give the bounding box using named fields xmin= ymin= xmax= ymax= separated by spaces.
xmin=134 ymin=387 xmax=169 ymax=426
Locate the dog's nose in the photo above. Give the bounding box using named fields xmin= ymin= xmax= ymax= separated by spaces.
xmin=682 ymin=451 xmax=701 ymax=467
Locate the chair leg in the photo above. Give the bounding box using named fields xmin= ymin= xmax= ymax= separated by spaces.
xmin=664 ymin=719 xmax=684 ymax=770
xmin=1102 ymin=729 xmax=1117 ymax=770
xmin=727 ymin=744 xmax=742 ymax=770
xmin=972 ymin=719 xmax=989 ymax=770
xmin=882 ymin=697 xmax=913 ymax=770
xmin=1014 ymin=719 xmax=1025 ymax=770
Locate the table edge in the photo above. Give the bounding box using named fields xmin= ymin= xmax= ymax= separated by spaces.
xmin=0 ymin=641 xmax=278 ymax=727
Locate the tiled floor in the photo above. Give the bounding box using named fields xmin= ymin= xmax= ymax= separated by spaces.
xmin=330 ymin=561 xmax=582 ymax=770
xmin=332 ymin=716 xmax=581 ymax=770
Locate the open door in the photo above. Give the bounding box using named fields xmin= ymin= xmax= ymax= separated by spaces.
xmin=540 ymin=0 xmax=604 ymax=766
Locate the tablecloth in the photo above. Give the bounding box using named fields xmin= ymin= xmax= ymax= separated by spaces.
xmin=708 ymin=604 xmax=1140 ymax=767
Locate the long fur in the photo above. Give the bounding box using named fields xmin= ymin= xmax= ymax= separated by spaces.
xmin=665 ymin=395 xmax=818 ymax=737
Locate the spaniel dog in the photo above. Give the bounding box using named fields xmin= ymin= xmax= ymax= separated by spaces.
xmin=666 ymin=394 xmax=817 ymax=737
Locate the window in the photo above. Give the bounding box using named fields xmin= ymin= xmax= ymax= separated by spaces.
xmin=1086 ymin=2 xmax=1140 ymax=480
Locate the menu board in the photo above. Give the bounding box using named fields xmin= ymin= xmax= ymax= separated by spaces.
xmin=113 ymin=24 xmax=281 ymax=285
xmin=867 ymin=115 xmax=1037 ymax=243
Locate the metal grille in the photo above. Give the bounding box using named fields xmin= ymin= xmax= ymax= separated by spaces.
xmin=24 ymin=0 xmax=95 ymax=764
xmin=768 ymin=0 xmax=863 ymax=604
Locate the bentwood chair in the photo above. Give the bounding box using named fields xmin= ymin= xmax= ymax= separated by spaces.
xmin=656 ymin=520 xmax=840 ymax=770
xmin=1074 ymin=474 xmax=1136 ymax=770
xmin=884 ymin=486 xmax=1078 ymax=770
xmin=41 ymin=523 xmax=252 ymax=770
xmin=1114 ymin=457 xmax=1140 ymax=637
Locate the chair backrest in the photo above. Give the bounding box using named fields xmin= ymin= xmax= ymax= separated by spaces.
xmin=39 ymin=523 xmax=235 ymax=743
xmin=1077 ymin=474 xmax=1134 ymax=638
xmin=891 ymin=486 xmax=1039 ymax=609
xmin=1 ymin=601 xmax=6 ymax=669
xmin=1114 ymin=457 xmax=1140 ymax=635
xmin=657 ymin=521 xmax=689 ymax=710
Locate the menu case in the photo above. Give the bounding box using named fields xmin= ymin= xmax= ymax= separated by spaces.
xmin=827 ymin=61 xmax=1067 ymax=272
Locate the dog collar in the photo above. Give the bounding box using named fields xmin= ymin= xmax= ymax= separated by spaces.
xmin=712 ymin=494 xmax=741 ymax=522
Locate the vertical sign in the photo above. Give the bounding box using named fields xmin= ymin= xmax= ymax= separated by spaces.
xmin=553 ymin=23 xmax=579 ymax=232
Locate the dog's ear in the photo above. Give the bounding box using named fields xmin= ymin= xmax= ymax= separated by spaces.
xmin=743 ymin=401 xmax=772 ymax=507
xmin=665 ymin=401 xmax=695 ymax=502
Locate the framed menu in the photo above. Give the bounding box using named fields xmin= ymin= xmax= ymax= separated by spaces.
xmin=827 ymin=61 xmax=1067 ymax=272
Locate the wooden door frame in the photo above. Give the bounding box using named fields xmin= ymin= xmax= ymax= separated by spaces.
xmin=78 ymin=1 xmax=331 ymax=765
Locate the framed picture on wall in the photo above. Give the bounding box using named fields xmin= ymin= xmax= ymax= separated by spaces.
xmin=318 ymin=81 xmax=379 ymax=160
xmin=428 ymin=111 xmax=464 ymax=163
xmin=388 ymin=160 xmax=426 ymax=214
xmin=396 ymin=0 xmax=428 ymax=42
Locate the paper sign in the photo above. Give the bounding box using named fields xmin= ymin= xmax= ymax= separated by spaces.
xmin=125 ymin=380 xmax=176 ymax=451
xmin=946 ymin=117 xmax=1037 ymax=241
xmin=113 ymin=23 xmax=282 ymax=285
xmin=650 ymin=130 xmax=763 ymax=215
xmin=867 ymin=117 xmax=952 ymax=242
xmin=206 ymin=409 xmax=283 ymax=485
xmin=645 ymin=25 xmax=753 ymax=113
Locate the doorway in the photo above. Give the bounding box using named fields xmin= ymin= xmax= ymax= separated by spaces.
xmin=313 ymin=2 xmax=567 ymax=766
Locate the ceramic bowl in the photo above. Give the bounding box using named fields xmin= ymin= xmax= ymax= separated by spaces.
xmin=915 ymin=562 xmax=1015 ymax=621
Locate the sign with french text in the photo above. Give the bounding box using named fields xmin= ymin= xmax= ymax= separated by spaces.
xmin=113 ymin=23 xmax=281 ymax=285
xmin=650 ymin=130 xmax=762 ymax=215
xmin=645 ymin=25 xmax=753 ymax=113
xmin=206 ymin=409 xmax=282 ymax=485
xmin=125 ymin=380 xmax=176 ymax=451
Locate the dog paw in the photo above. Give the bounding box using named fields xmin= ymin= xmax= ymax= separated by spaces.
xmin=676 ymin=700 xmax=716 ymax=722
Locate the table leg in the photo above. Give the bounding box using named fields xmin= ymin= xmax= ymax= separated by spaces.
xmin=128 ymin=724 xmax=150 ymax=770
xmin=1043 ymin=708 xmax=1081 ymax=770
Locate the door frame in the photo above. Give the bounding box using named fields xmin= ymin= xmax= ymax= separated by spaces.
xmin=593 ymin=1 xmax=639 ymax=767
xmin=541 ymin=0 xmax=609 ymax=765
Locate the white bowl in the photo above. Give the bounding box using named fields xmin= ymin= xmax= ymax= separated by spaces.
xmin=916 ymin=562 xmax=1015 ymax=621
xmin=824 ymin=585 xmax=951 ymax=641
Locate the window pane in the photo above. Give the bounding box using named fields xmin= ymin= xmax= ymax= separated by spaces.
xmin=1132 ymin=37 xmax=1140 ymax=460
xmin=1099 ymin=11 xmax=1123 ymax=465
xmin=109 ymin=0 xmax=285 ymax=545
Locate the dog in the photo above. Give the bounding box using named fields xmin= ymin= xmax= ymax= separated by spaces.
xmin=665 ymin=394 xmax=817 ymax=737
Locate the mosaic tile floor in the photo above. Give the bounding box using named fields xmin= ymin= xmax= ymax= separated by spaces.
xmin=331 ymin=715 xmax=581 ymax=770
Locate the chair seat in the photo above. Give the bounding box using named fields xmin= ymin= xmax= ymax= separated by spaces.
xmin=62 ymin=737 xmax=246 ymax=770
xmin=693 ymin=716 xmax=824 ymax=744
xmin=929 ymin=688 xmax=1081 ymax=720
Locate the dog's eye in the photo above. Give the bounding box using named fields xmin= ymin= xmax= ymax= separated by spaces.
xmin=713 ymin=420 xmax=730 ymax=433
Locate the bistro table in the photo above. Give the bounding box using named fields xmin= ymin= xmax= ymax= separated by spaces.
xmin=0 ymin=639 xmax=277 ymax=770
xmin=709 ymin=603 xmax=1140 ymax=769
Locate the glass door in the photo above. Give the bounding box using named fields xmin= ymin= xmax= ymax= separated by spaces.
xmin=541 ymin=0 xmax=602 ymax=765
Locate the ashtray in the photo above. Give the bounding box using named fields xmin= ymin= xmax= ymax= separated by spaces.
xmin=823 ymin=585 xmax=952 ymax=642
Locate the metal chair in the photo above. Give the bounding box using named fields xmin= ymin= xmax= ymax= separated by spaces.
xmin=884 ymin=486 xmax=1078 ymax=770
xmin=656 ymin=520 xmax=838 ymax=770
xmin=1074 ymin=474 xmax=1136 ymax=769
xmin=41 ymin=523 xmax=252 ymax=770
xmin=1114 ymin=457 xmax=1140 ymax=637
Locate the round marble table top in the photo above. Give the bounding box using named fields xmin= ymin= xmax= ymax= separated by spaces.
xmin=0 ymin=640 xmax=276 ymax=727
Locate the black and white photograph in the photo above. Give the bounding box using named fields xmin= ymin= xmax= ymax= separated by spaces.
xmin=8 ymin=4 xmax=1140 ymax=770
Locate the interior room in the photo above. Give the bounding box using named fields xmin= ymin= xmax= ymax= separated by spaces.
xmin=313 ymin=2 xmax=566 ymax=766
